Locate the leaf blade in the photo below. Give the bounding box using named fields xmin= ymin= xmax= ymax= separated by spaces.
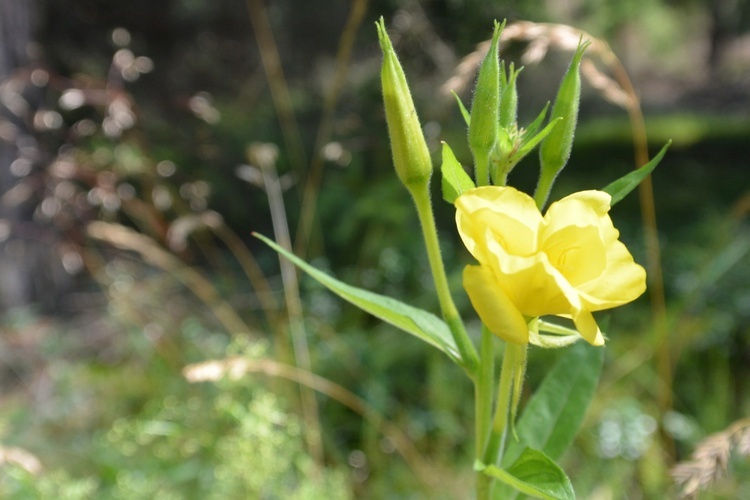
xmin=602 ymin=141 xmax=670 ymax=205
xmin=503 ymin=341 xmax=604 ymax=467
xmin=441 ymin=142 xmax=476 ymax=204
xmin=478 ymin=448 xmax=575 ymax=500
xmin=254 ymin=233 xmax=461 ymax=363
xmin=452 ymin=90 xmax=471 ymax=126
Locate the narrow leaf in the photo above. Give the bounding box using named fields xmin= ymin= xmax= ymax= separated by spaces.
xmin=477 ymin=448 xmax=574 ymax=500
xmin=513 ymin=118 xmax=562 ymax=161
xmin=524 ymin=102 xmax=550 ymax=138
xmin=441 ymin=142 xmax=475 ymax=203
xmin=503 ymin=341 xmax=604 ymax=468
xmin=254 ymin=233 xmax=461 ymax=363
xmin=602 ymin=141 xmax=671 ymax=205
xmin=452 ymin=90 xmax=471 ymax=126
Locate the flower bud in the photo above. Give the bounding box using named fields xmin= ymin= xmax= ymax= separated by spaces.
xmin=490 ymin=62 xmax=522 ymax=184
xmin=376 ymin=18 xmax=432 ymax=189
xmin=468 ymin=20 xmax=503 ymax=186
xmin=537 ymin=39 xmax=590 ymax=205
xmin=499 ymin=61 xmax=521 ymax=129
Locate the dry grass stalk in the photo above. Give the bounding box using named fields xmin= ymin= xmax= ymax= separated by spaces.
xmin=0 ymin=445 xmax=42 ymax=475
xmin=441 ymin=21 xmax=634 ymax=110
xmin=183 ymin=356 xmax=437 ymax=491
xmin=86 ymin=221 xmax=255 ymax=337
xmin=671 ymin=418 xmax=750 ymax=498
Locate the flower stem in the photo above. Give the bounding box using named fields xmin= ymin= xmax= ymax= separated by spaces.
xmin=475 ymin=326 xmax=496 ymax=500
xmin=533 ymin=170 xmax=555 ymax=210
xmin=483 ymin=342 xmax=525 ymax=465
xmin=476 ymin=327 xmax=495 ymax=450
xmin=474 ymin=151 xmax=491 ymax=187
xmin=410 ymin=182 xmax=479 ymax=375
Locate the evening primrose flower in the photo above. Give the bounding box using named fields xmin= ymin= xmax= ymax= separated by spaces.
xmin=456 ymin=186 xmax=646 ymax=346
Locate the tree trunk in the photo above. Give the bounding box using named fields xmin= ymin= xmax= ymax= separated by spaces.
xmin=0 ymin=0 xmax=66 ymax=312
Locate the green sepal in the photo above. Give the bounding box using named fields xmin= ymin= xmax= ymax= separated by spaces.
xmin=603 ymin=141 xmax=671 ymax=205
xmin=441 ymin=142 xmax=476 ymax=203
xmin=510 ymin=343 xmax=528 ymax=441
xmin=529 ymin=331 xmax=581 ymax=349
xmin=529 ymin=318 xmax=582 ymax=348
xmin=537 ymin=319 xmax=581 ymax=336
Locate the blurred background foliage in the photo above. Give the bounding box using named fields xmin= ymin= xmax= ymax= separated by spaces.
xmin=0 ymin=0 xmax=749 ymax=497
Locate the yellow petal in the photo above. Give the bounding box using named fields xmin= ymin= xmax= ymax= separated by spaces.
xmin=578 ymin=242 xmax=647 ymax=310
xmin=456 ymin=186 xmax=542 ymax=261
xmin=577 ymin=200 xmax=646 ymax=308
xmin=458 ymin=186 xmax=543 ymax=228
xmin=483 ymin=239 xmax=572 ymax=317
xmin=543 ymin=189 xmax=646 ymax=309
xmin=463 ymin=264 xmax=529 ymax=344
xmin=569 ymin=308 xmax=605 ymax=346
xmin=553 ymin=190 xmax=612 ymax=217
xmin=542 ymin=224 xmax=607 ymax=286
xmin=543 ymin=191 xmax=611 ymax=233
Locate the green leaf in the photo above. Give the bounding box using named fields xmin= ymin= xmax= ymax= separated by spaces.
xmin=523 ymin=102 xmax=550 ymax=138
xmin=602 ymin=141 xmax=671 ymax=205
xmin=513 ymin=118 xmax=562 ymax=163
xmin=477 ymin=448 xmax=574 ymax=500
xmin=441 ymin=142 xmax=475 ymax=203
xmin=502 ymin=341 xmax=604 ymax=468
xmin=254 ymin=233 xmax=462 ymax=364
xmin=452 ymin=90 xmax=471 ymax=126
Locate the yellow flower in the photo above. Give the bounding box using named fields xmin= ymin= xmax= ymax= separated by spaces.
xmin=456 ymin=186 xmax=646 ymax=346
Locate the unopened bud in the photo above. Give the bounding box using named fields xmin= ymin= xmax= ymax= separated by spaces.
xmin=538 ymin=39 xmax=590 ymax=191
xmin=499 ymin=61 xmax=521 ymax=129
xmin=468 ymin=20 xmax=504 ymax=186
xmin=376 ymin=18 xmax=432 ymax=189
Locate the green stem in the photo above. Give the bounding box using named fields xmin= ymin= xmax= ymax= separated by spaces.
xmin=483 ymin=342 xmax=525 ymax=465
xmin=476 ymin=465 xmax=492 ymax=500
xmin=475 ymin=326 xmax=496 ymax=500
xmin=533 ymin=170 xmax=555 ymax=210
xmin=474 ymin=151 xmax=491 ymax=187
xmin=476 ymin=327 xmax=495 ymax=452
xmin=410 ymin=182 xmax=479 ymax=375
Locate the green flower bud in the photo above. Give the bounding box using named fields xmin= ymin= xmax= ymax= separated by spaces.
xmin=536 ymin=39 xmax=590 ymax=206
xmin=468 ymin=20 xmax=504 ymax=186
xmin=490 ymin=62 xmax=523 ymax=185
xmin=376 ymin=18 xmax=432 ymax=189
xmin=499 ymin=61 xmax=521 ymax=129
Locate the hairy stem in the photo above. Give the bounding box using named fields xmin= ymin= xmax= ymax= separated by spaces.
xmin=410 ymin=182 xmax=479 ymax=375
